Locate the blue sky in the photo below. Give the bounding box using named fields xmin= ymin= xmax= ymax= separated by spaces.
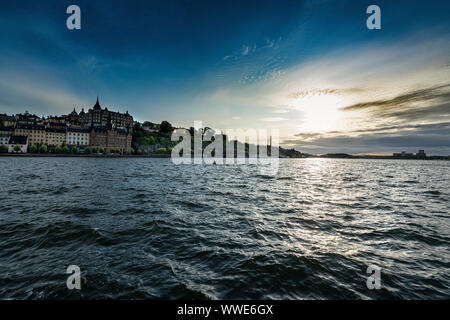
xmin=0 ymin=0 xmax=449 ymax=154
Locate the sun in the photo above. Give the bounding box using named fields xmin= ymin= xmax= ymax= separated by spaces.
xmin=291 ymin=92 xmax=348 ymax=133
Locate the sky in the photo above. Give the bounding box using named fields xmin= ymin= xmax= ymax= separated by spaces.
xmin=0 ymin=0 xmax=449 ymax=155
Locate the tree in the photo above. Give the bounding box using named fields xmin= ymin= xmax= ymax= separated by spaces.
xmin=137 ymin=149 xmax=143 ymax=155
xmin=29 ymin=145 xmax=38 ymax=153
xmin=55 ymin=146 xmax=63 ymax=154
xmin=84 ymin=147 xmax=91 ymax=154
xmin=99 ymin=147 xmax=105 ymax=154
xmin=160 ymin=138 xmax=170 ymax=146
xmin=62 ymin=146 xmax=70 ymax=153
xmin=130 ymin=148 xmax=135 ymax=154
xmin=39 ymin=144 xmax=48 ymax=153
xmin=0 ymin=144 xmax=8 ymax=153
xmin=159 ymin=121 xmax=173 ymax=133
xmin=71 ymin=146 xmax=79 ymax=154
xmin=14 ymin=145 xmax=21 ymax=153
xmin=157 ymin=147 xmax=167 ymax=153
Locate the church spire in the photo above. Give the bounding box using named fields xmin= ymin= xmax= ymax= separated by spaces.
xmin=94 ymin=96 xmax=101 ymax=110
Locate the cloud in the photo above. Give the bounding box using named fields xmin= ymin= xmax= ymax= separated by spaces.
xmin=259 ymin=117 xmax=288 ymax=122
xmin=282 ymin=122 xmax=450 ymax=155
xmin=340 ymin=84 xmax=450 ymax=112
xmin=241 ymin=45 xmax=250 ymax=56
xmin=289 ymin=87 xmax=367 ymax=99
xmin=271 ymin=109 xmax=290 ymax=114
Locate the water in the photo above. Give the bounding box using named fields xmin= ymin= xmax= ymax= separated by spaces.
xmin=0 ymin=158 xmax=449 ymax=299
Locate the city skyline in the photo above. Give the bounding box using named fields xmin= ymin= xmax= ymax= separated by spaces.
xmin=0 ymin=0 xmax=449 ymax=154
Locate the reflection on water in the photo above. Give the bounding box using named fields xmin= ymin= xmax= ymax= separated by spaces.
xmin=0 ymin=157 xmax=449 ymax=299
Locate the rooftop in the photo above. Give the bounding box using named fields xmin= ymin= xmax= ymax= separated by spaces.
xmin=9 ymin=135 xmax=28 ymax=145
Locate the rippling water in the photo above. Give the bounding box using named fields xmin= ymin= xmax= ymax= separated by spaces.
xmin=0 ymin=158 xmax=449 ymax=299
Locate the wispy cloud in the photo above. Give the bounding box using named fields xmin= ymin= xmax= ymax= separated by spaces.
xmin=259 ymin=117 xmax=288 ymax=122
xmin=290 ymin=87 xmax=367 ymax=99
xmin=340 ymin=84 xmax=450 ymax=112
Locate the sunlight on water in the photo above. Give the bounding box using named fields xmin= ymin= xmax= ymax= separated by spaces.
xmin=0 ymin=158 xmax=449 ymax=299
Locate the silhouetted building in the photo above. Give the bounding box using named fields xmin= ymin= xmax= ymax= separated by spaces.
xmin=78 ymin=98 xmax=133 ymax=130
xmin=416 ymin=150 xmax=426 ymax=159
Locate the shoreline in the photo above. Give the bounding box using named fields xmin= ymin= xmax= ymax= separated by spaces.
xmin=0 ymin=153 xmax=448 ymax=160
xmin=0 ymin=153 xmax=171 ymax=158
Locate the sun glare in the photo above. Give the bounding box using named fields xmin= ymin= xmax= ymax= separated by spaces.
xmin=292 ymin=93 xmax=348 ymax=133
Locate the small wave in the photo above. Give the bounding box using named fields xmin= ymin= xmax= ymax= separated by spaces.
xmin=424 ymin=190 xmax=441 ymax=195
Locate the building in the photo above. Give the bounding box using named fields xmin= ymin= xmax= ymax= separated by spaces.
xmin=142 ymin=122 xmax=159 ymax=132
xmin=89 ymin=122 xmax=132 ymax=154
xmin=0 ymin=133 xmax=11 ymax=148
xmin=15 ymin=112 xmax=40 ymax=125
xmin=0 ymin=126 xmax=15 ymax=135
xmin=1 ymin=114 xmax=16 ymax=127
xmin=107 ymin=127 xmax=132 ymax=154
xmin=416 ymin=150 xmax=426 ymax=159
xmin=45 ymin=127 xmax=67 ymax=146
xmin=67 ymin=126 xmax=90 ymax=147
xmin=46 ymin=115 xmax=67 ymax=125
xmin=393 ymin=150 xmax=427 ymax=159
xmin=15 ymin=123 xmax=46 ymax=145
xmin=90 ymin=126 xmax=108 ymax=151
xmin=8 ymin=135 xmax=28 ymax=153
xmin=79 ymin=98 xmax=133 ymax=129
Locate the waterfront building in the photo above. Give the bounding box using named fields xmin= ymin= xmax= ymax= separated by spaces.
xmin=15 ymin=123 xmax=46 ymax=145
xmin=416 ymin=150 xmax=426 ymax=159
xmin=0 ymin=133 xmax=11 ymax=147
xmin=45 ymin=126 xmax=67 ymax=146
xmin=67 ymin=126 xmax=90 ymax=147
xmin=8 ymin=135 xmax=28 ymax=153
xmin=394 ymin=150 xmax=427 ymax=159
xmin=89 ymin=121 xmax=132 ymax=154
xmin=90 ymin=126 xmax=108 ymax=151
xmin=107 ymin=127 xmax=132 ymax=154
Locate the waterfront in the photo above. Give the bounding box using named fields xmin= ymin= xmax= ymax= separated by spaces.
xmin=0 ymin=158 xmax=449 ymax=299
